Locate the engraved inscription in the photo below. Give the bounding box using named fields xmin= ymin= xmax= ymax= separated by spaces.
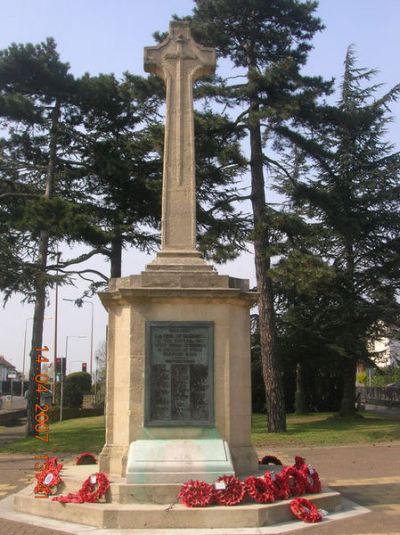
xmin=146 ymin=322 xmax=213 ymax=426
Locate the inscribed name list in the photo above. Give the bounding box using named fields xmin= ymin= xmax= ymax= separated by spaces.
xmin=146 ymin=322 xmax=214 ymax=426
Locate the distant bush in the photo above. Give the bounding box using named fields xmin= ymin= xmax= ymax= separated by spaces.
xmin=63 ymin=372 xmax=92 ymax=408
xmin=370 ymin=366 xmax=400 ymax=387
xmin=48 ymin=405 xmax=104 ymax=422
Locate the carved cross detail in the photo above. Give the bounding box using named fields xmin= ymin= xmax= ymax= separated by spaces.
xmin=144 ymin=21 xmax=215 ymax=253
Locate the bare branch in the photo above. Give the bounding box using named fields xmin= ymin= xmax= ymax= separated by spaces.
xmin=57 ymin=267 xmax=109 ymax=282
xmin=263 ymin=155 xmax=298 ymax=186
xmin=46 ymin=247 xmax=106 ymax=270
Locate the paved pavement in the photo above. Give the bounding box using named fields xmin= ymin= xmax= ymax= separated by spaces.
xmin=0 ymin=417 xmax=26 ymax=443
xmin=0 ymin=441 xmax=399 ymax=534
xmin=258 ymin=442 xmax=400 ymax=534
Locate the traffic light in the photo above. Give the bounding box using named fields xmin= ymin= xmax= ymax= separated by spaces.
xmin=82 ymin=362 xmax=87 ymax=372
xmin=56 ymin=358 xmax=66 ymax=376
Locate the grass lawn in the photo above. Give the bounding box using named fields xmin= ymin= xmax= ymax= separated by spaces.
xmin=0 ymin=416 xmax=105 ymax=454
xmin=1 ymin=411 xmax=399 ymax=454
xmin=252 ymin=411 xmax=400 ymax=447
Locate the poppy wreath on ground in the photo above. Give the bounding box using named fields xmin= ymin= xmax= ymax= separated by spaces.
xmin=264 ymin=471 xmax=290 ymax=500
xmin=75 ymin=451 xmax=97 ymax=465
xmin=289 ymin=497 xmax=322 ymax=523
xmin=178 ymin=480 xmax=214 ymax=508
xmin=280 ymin=466 xmax=307 ymax=497
xmin=259 ymin=455 xmax=283 ymax=466
xmin=214 ymin=475 xmax=245 ymax=506
xmin=52 ymin=472 xmax=110 ymax=504
xmin=244 ymin=476 xmax=276 ymax=504
xmin=34 ymin=457 xmax=63 ymax=496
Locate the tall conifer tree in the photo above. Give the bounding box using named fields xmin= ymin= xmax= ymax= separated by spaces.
xmin=275 ymin=47 xmax=400 ymax=414
xmin=187 ymin=0 xmax=329 ymax=431
xmin=0 ymin=38 xmax=80 ymax=434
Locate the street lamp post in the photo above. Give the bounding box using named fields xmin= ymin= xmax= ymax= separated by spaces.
xmin=52 ymin=251 xmax=61 ymax=404
xmin=60 ymin=335 xmax=86 ymax=422
xmin=63 ymin=299 xmax=94 ymax=376
xmin=21 ymin=317 xmax=33 ymax=396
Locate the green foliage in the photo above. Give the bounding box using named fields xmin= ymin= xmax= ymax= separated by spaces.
xmin=186 ymin=0 xmax=331 ymax=433
xmin=273 ymin=46 xmax=400 ymax=414
xmin=370 ymin=367 xmax=400 ymax=387
xmin=63 ymin=371 xmax=92 ymax=408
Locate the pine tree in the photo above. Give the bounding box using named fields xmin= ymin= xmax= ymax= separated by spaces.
xmin=275 ymin=46 xmax=400 ymax=415
xmin=73 ymin=72 xmax=164 ymax=279
xmin=187 ymin=0 xmax=330 ymax=431
xmin=0 ymin=38 xmax=81 ymax=435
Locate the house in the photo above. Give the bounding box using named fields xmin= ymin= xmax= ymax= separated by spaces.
xmin=369 ymin=324 xmax=400 ymax=368
xmin=0 ymin=355 xmax=17 ymax=383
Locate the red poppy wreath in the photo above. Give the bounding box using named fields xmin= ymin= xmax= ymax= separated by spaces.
xmin=280 ymin=466 xmax=307 ymax=497
xmin=293 ymin=456 xmax=321 ymax=494
xmin=244 ymin=476 xmax=276 ymax=504
xmin=214 ymin=475 xmax=245 ymax=506
xmin=290 ymin=497 xmax=322 ymax=523
xmin=300 ymin=464 xmax=321 ymax=494
xmin=264 ymin=470 xmax=291 ymax=500
xmin=259 ymin=455 xmax=283 ymax=466
xmin=178 ymin=480 xmax=214 ymax=508
xmin=34 ymin=457 xmax=63 ymax=496
xmin=52 ymin=472 xmax=110 ymax=504
xmin=75 ymin=451 xmax=97 ymax=465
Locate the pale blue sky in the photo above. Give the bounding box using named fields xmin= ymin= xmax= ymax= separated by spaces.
xmin=1 ymin=0 xmax=400 ymax=375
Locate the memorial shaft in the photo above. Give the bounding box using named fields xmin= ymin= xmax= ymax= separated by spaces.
xmin=144 ymin=21 xmax=215 ymax=253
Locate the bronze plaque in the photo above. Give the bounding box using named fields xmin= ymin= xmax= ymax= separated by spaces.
xmin=145 ymin=322 xmax=214 ymax=426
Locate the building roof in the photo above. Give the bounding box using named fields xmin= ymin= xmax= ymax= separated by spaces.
xmin=0 ymin=355 xmax=16 ymax=369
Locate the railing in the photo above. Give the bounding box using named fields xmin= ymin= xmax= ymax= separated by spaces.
xmin=357 ymin=386 xmax=400 ymax=407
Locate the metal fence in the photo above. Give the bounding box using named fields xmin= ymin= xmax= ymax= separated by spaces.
xmin=357 ymin=386 xmax=400 ymax=407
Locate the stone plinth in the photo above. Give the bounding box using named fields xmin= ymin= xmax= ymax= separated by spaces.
xmin=126 ymin=438 xmax=235 ymax=484
xmin=98 ymin=265 xmax=259 ymax=480
xmin=14 ymin=480 xmax=343 ymax=530
xmin=13 ymin=464 xmax=343 ymax=529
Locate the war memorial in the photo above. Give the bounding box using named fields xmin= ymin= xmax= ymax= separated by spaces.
xmin=13 ymin=21 xmax=342 ymax=530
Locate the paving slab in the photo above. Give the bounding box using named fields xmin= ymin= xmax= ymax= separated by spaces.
xmin=0 ymin=443 xmax=399 ymax=534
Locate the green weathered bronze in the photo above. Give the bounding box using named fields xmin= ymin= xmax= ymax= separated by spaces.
xmin=145 ymin=321 xmax=214 ymax=426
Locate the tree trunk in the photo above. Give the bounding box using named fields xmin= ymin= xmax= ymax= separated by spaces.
xmin=339 ymin=240 xmax=357 ymax=417
xmin=340 ymin=357 xmax=357 ymax=416
xmin=294 ymin=362 xmax=306 ymax=414
xmin=26 ymin=231 xmax=49 ymax=436
xmin=110 ymin=233 xmax=122 ymax=278
xmin=26 ymin=100 xmax=60 ymax=436
xmin=249 ymin=97 xmax=286 ymax=432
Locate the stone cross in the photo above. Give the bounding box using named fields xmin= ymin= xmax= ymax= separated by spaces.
xmin=144 ymin=21 xmax=216 ymax=254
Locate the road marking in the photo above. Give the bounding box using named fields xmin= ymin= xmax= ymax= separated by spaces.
xmin=329 ymin=476 xmax=400 ymax=485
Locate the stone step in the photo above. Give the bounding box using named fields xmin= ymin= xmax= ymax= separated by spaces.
xmin=14 ymin=485 xmax=342 ymax=529
xmin=53 ymin=463 xmax=285 ymax=505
